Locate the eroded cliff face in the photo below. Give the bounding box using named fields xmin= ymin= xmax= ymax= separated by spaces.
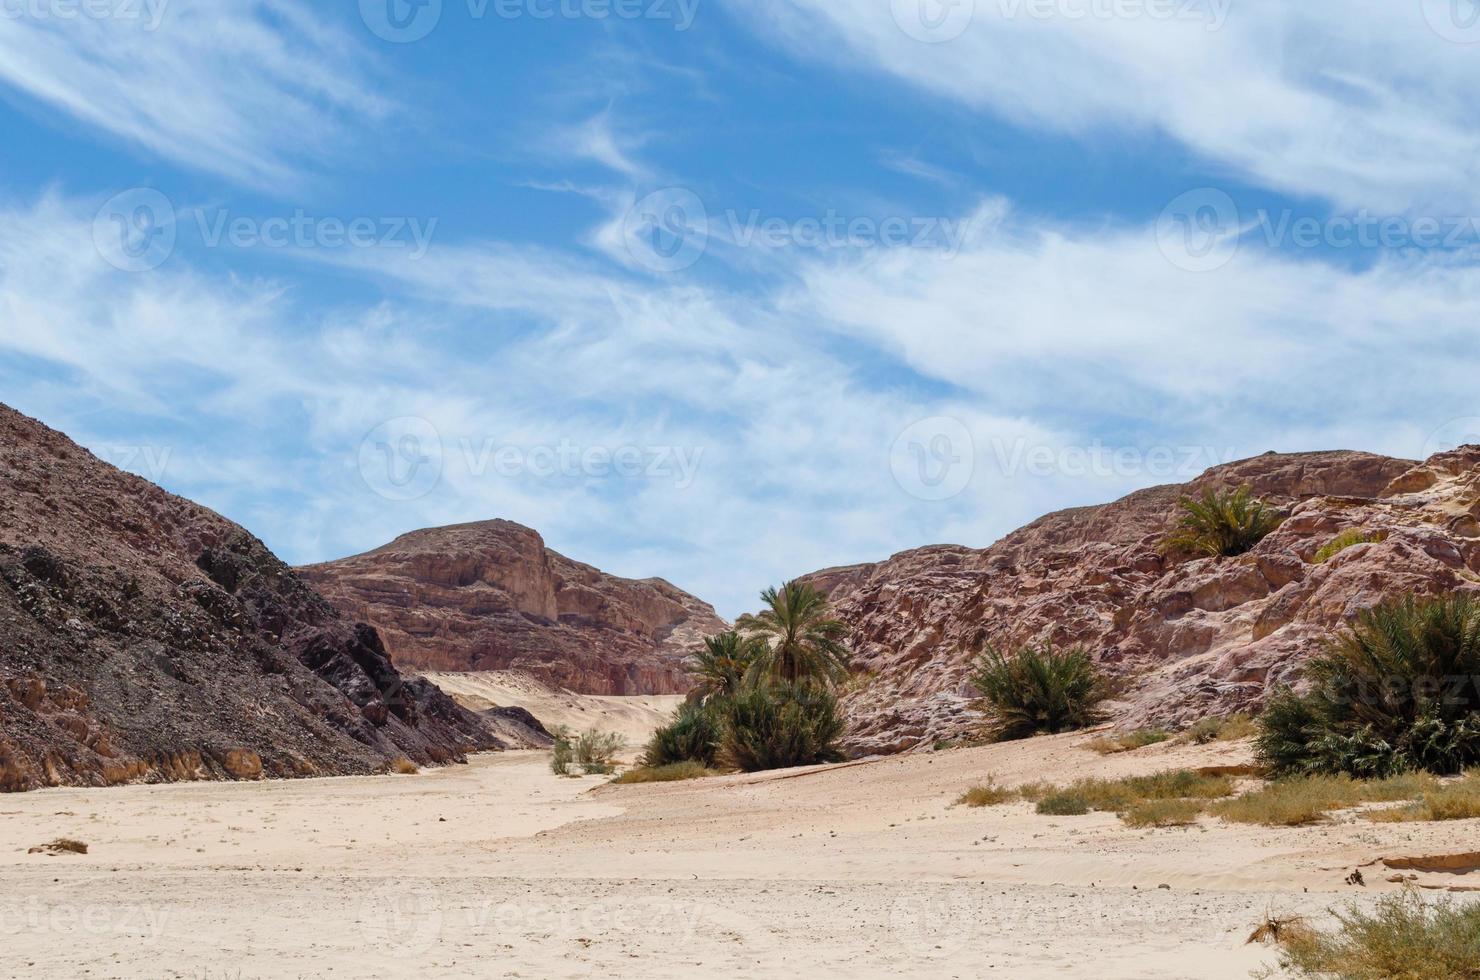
xmin=804 ymin=449 xmax=1480 ymax=756
xmin=299 ymin=521 xmax=727 ymax=695
xmin=0 ymin=404 xmax=500 ymax=793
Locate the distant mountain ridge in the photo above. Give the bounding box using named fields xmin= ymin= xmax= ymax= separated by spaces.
xmin=300 ymin=520 xmax=728 ymax=695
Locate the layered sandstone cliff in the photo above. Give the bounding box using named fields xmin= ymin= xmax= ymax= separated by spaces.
xmin=0 ymin=404 xmax=500 ymax=792
xmin=805 ymin=449 xmax=1480 ymax=755
xmin=300 ymin=522 xmax=727 ymax=695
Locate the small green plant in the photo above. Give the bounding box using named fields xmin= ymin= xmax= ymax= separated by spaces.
xmin=611 ymin=761 xmax=713 ymax=784
xmin=1269 ymin=889 xmax=1480 ymax=979
xmin=956 ymin=779 xmax=1016 ymax=807
xmin=969 ymin=641 xmax=1107 ymax=741
xmin=1179 ymin=713 xmax=1257 ymax=745
xmin=641 ymin=700 xmax=722 ymax=768
xmin=574 ymin=728 xmax=625 ymax=775
xmin=1257 ymin=593 xmax=1480 ymax=778
xmin=550 ymin=726 xmax=574 ymax=776
xmin=1313 ymin=528 xmax=1383 ymax=564
xmin=1161 ymin=485 xmax=1283 ymax=558
xmin=1086 ymin=728 xmax=1170 ymax=755
xmin=718 ymin=681 xmax=845 ymax=772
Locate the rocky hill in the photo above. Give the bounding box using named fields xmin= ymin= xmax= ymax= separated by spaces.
xmin=299 ymin=522 xmax=727 ymax=695
xmin=806 ymin=449 xmax=1480 ymax=755
xmin=0 ymin=404 xmax=501 ymax=793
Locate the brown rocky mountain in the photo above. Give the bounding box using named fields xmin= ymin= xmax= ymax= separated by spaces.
xmin=805 ymin=448 xmax=1480 ymax=756
xmin=0 ymin=404 xmax=501 ymax=793
xmin=299 ymin=521 xmax=727 ymax=695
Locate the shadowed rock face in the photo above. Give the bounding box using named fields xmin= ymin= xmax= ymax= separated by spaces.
xmin=299 ymin=522 xmax=728 ymax=695
xmin=801 ymin=449 xmax=1480 ymax=756
xmin=0 ymin=404 xmax=500 ymax=793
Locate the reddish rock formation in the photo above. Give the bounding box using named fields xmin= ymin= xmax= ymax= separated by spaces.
xmin=0 ymin=404 xmax=501 ymax=792
xmin=299 ymin=522 xmax=727 ymax=695
xmin=802 ymin=450 xmax=1480 ymax=756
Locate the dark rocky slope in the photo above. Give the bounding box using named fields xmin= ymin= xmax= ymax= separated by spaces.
xmin=0 ymin=404 xmax=501 ymax=792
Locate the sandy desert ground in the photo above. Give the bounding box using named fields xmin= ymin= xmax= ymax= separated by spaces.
xmin=3 ymin=717 xmax=1480 ymax=980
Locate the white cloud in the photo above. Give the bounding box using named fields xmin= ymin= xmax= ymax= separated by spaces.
xmin=734 ymin=0 xmax=1480 ymax=213
xmin=0 ymin=0 xmax=390 ymax=189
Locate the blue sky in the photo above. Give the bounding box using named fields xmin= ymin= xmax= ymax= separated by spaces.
xmin=4 ymin=1 xmax=1480 ymax=618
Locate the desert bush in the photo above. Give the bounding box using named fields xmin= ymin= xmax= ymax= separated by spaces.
xmin=969 ymin=641 xmax=1107 ymax=741
xmin=1271 ymin=889 xmax=1480 ymax=979
xmin=550 ymin=727 xmax=574 ymax=776
xmin=1162 ymin=485 xmax=1282 ymax=558
xmin=388 ymin=757 xmax=419 ymax=775
xmin=1314 ymin=529 xmax=1383 ymax=564
xmin=1036 ymin=791 xmax=1090 ymax=815
xmin=611 ymin=761 xmax=713 ymax=784
xmin=687 ymin=631 xmax=764 ymax=701
xmin=641 ymin=700 xmax=722 ymax=768
xmin=1086 ymin=729 xmax=1170 ymax=755
xmin=1121 ymin=798 xmax=1204 ymax=828
xmin=1257 ymin=593 xmax=1480 ymax=778
xmin=574 ymin=729 xmax=625 ymax=775
xmin=1180 ymin=713 xmax=1257 ymax=745
xmin=718 ymin=681 xmax=845 ymax=772
xmin=956 ymin=778 xmax=1016 ymax=807
xmin=1212 ymin=773 xmax=1437 ymax=827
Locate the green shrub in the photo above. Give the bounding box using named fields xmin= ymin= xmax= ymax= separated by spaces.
xmin=1161 ymin=485 xmax=1283 ymax=558
xmin=573 ymin=728 xmax=625 ymax=775
xmin=1256 ymin=593 xmax=1480 ymax=778
xmin=718 ymin=681 xmax=845 ymax=772
xmin=1314 ymin=529 xmax=1382 ymax=564
xmin=969 ymin=642 xmax=1107 ymax=741
xmin=550 ymin=727 xmax=574 ymax=776
xmin=1272 ymin=889 xmax=1480 ymax=979
xmin=611 ymin=761 xmax=713 ymax=784
xmin=641 ymin=700 xmax=723 ymax=768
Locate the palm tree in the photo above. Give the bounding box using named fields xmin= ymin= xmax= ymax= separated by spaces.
xmin=735 ymin=581 xmax=851 ymax=686
xmin=1161 ymin=485 xmax=1283 ymax=558
xmin=687 ymin=631 xmax=763 ymax=701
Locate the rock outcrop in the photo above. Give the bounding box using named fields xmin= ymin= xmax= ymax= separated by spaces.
xmin=0 ymin=404 xmax=501 ymax=792
xmin=299 ymin=522 xmax=727 ymax=695
xmin=803 ymin=449 xmax=1480 ymax=756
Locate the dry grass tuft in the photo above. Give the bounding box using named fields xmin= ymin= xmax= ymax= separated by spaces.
xmin=1365 ymin=771 xmax=1480 ymax=823
xmin=29 ymin=838 xmax=88 ymax=855
xmin=1179 ymin=713 xmax=1257 ymax=745
xmin=611 ymin=762 xmax=714 ymax=784
xmin=956 ymin=778 xmax=1017 ymax=807
xmin=1121 ymin=798 xmax=1205 ymax=828
xmin=1086 ymin=729 xmax=1170 ymax=755
xmin=388 ymin=757 xmax=419 ymax=775
xmin=1247 ymin=915 xmax=1310 ymax=946
xmin=1213 ymin=773 xmax=1438 ymax=827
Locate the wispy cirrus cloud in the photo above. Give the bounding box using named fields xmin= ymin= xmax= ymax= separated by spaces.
xmin=734 ymin=0 xmax=1480 ymax=213
xmin=0 ymin=0 xmax=391 ymax=189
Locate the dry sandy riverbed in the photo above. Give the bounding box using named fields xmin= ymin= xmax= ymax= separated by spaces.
xmin=3 ymin=731 xmax=1479 ymax=979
